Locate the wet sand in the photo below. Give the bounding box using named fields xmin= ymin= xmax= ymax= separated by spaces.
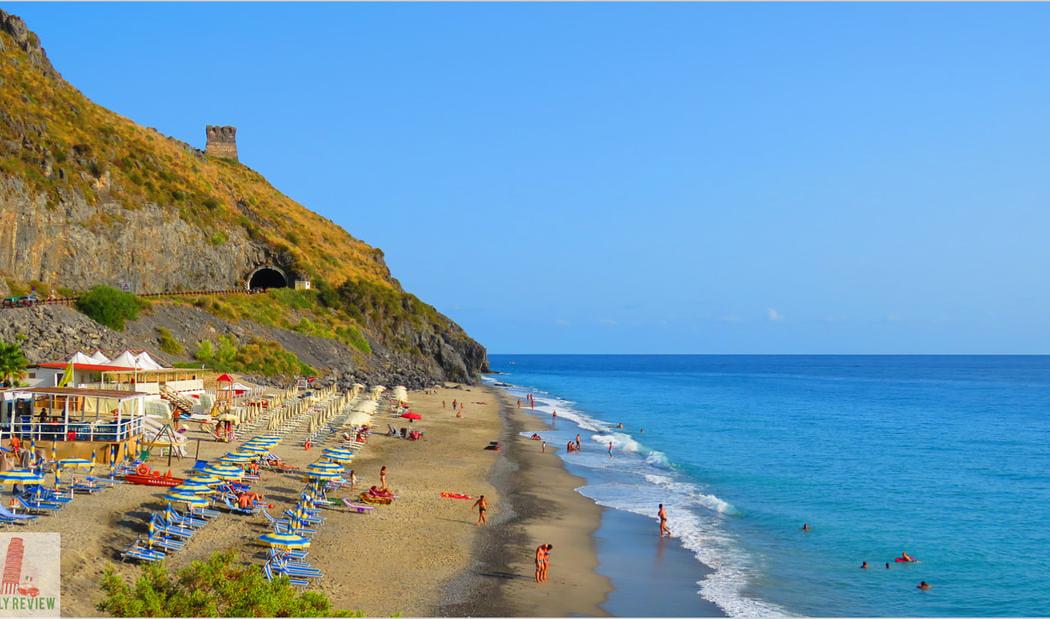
xmin=441 ymin=390 xmax=612 ymax=617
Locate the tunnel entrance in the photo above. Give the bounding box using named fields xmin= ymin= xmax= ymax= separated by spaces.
xmin=248 ymin=267 xmax=288 ymax=291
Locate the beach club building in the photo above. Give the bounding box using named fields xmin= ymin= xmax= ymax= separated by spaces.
xmin=0 ymin=386 xmax=150 ymax=464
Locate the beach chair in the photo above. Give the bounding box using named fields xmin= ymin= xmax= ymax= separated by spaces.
xmin=262 ymin=561 xmax=309 ymax=588
xmin=145 ymin=534 xmax=184 ymax=553
xmin=0 ymin=504 xmax=37 ymax=523
xmin=122 ymin=543 xmax=165 ymax=563
xmin=270 ymin=558 xmax=322 ymax=578
xmin=283 ymin=509 xmax=323 ymax=525
xmin=149 ymin=514 xmax=195 ymax=539
xmin=163 ymin=509 xmax=207 ymax=529
xmin=15 ymin=495 xmax=61 ymax=514
xmin=268 ymin=547 xmax=309 ymax=562
xmin=340 ymin=498 xmax=375 ymax=514
xmin=261 ymin=511 xmax=316 ymax=536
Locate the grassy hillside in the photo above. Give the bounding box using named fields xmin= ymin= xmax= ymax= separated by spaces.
xmin=0 ymin=13 xmax=389 ymax=287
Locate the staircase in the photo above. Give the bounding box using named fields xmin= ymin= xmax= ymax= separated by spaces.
xmin=159 ymin=384 xmax=195 ymax=415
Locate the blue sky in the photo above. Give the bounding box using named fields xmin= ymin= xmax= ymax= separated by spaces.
xmin=7 ymin=3 xmax=1050 ymax=354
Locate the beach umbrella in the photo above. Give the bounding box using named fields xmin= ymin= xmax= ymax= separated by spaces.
xmin=256 ymin=435 xmax=281 ymax=442
xmin=0 ymin=471 xmax=45 ymax=485
xmin=219 ymin=452 xmax=254 ymax=464
xmin=171 ymin=484 xmax=211 ymax=494
xmin=306 ymin=462 xmax=342 ymax=475
xmin=189 ymin=474 xmax=222 ymax=485
xmin=259 ymin=532 xmax=310 ymax=549
xmin=304 ymin=469 xmax=340 ymax=480
xmin=58 ymin=458 xmax=93 ymax=468
xmin=164 ymin=493 xmax=209 ymax=508
xmin=239 ymin=445 xmax=270 ymax=455
xmin=202 ymin=464 xmax=243 ymax=479
xmin=321 ymin=447 xmax=354 ymax=459
xmin=180 ymin=479 xmax=215 ymax=491
xmin=400 ymin=412 xmax=422 ymax=421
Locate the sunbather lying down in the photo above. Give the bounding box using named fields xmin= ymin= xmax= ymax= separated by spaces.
xmin=264 ymin=457 xmax=299 ymax=471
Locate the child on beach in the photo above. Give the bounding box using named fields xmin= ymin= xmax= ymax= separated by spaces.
xmin=379 ymin=466 xmax=388 ymax=490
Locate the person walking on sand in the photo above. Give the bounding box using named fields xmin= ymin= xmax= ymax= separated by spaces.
xmin=659 ymin=503 xmax=672 ymax=538
xmin=473 ymin=495 xmax=488 ymax=526
xmin=541 ymin=441 xmax=546 ymax=453
xmin=379 ymin=465 xmax=388 ymax=490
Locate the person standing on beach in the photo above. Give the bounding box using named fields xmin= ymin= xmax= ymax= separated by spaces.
xmin=608 ymin=442 xmax=614 ymax=457
xmin=552 ymin=408 xmax=557 ymax=420
xmin=575 ymin=434 xmax=582 ymax=451
xmin=442 ymin=400 xmax=446 ymax=409
xmin=473 ymin=495 xmax=488 ymax=526
xmin=541 ymin=441 xmax=546 ymax=453
xmin=379 ymin=465 xmax=388 ymax=490
xmin=452 ymin=399 xmax=457 ymax=411
xmin=349 ymin=469 xmax=358 ymax=489
xmin=535 ymin=544 xmax=552 ymax=583
xmin=659 ymin=504 xmax=672 ymax=538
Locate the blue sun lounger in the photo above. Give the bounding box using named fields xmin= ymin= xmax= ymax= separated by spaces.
xmin=122 ymin=544 xmax=165 ymax=563
xmin=263 ymin=561 xmax=309 ymax=588
xmin=0 ymin=504 xmax=37 ymax=523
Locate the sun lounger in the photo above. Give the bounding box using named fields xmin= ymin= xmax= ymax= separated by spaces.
xmin=0 ymin=504 xmax=37 ymax=522
xmin=340 ymin=499 xmax=376 ymax=514
xmin=263 ymin=561 xmax=309 ymax=587
xmin=122 ymin=543 xmax=166 ymax=563
xmin=16 ymin=496 xmax=61 ymax=514
xmin=145 ymin=535 xmax=185 ymax=553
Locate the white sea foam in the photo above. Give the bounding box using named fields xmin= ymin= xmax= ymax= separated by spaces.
xmin=495 ymin=380 xmax=789 ymax=617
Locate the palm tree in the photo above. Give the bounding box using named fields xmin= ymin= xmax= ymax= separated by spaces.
xmin=0 ymin=339 xmax=29 ymax=387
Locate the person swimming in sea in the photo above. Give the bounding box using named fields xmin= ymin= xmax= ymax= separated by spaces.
xmin=861 ymin=561 xmax=869 ymax=569
xmin=899 ymin=551 xmax=915 ymax=563
xmin=802 ymin=523 xmax=811 ymax=532
xmin=917 ymin=581 xmax=932 ymax=591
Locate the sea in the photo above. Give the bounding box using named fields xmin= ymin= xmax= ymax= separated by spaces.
xmin=485 ymin=355 xmax=1050 ymax=617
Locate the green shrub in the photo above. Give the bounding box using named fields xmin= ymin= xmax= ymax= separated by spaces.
xmin=202 ymin=197 xmax=221 ymax=210
xmin=75 ymin=285 xmax=145 ymax=331
xmin=0 ymin=339 xmax=29 ymax=387
xmin=209 ymin=231 xmax=228 ymax=246
xmin=96 ymin=550 xmax=361 ymax=617
xmin=195 ymin=335 xmax=314 ymax=378
xmin=155 ymin=327 xmax=184 ymax=356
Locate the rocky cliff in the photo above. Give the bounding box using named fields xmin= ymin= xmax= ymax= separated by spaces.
xmin=0 ymin=10 xmax=487 ymax=386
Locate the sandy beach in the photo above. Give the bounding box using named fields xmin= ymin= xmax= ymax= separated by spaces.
xmin=9 ymin=383 xmax=610 ymax=617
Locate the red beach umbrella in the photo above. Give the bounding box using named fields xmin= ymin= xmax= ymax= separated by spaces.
xmin=400 ymin=412 xmax=422 ymax=421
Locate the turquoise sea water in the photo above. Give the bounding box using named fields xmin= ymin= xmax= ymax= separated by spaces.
xmin=486 ymin=355 xmax=1050 ymax=617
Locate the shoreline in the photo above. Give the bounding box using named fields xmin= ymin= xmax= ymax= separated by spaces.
xmin=441 ymin=388 xmax=612 ymax=617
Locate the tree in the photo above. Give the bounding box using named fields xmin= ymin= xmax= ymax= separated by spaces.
xmin=97 ymin=551 xmax=361 ymax=617
xmin=0 ymin=339 xmax=28 ymax=387
xmin=75 ymin=285 xmax=145 ymax=331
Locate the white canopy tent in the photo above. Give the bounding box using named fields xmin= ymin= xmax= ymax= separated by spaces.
xmin=88 ymin=350 xmax=111 ymax=364
xmin=66 ymin=351 xmax=96 ymax=365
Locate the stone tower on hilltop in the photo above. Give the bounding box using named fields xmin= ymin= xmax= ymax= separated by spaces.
xmin=205 ymin=125 xmax=238 ymax=161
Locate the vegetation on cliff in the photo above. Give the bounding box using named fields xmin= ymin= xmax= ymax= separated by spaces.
xmin=0 ymin=11 xmax=388 ymax=287
xmin=0 ymin=338 xmax=28 ymax=386
xmin=75 ymin=285 xmax=145 ymax=331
